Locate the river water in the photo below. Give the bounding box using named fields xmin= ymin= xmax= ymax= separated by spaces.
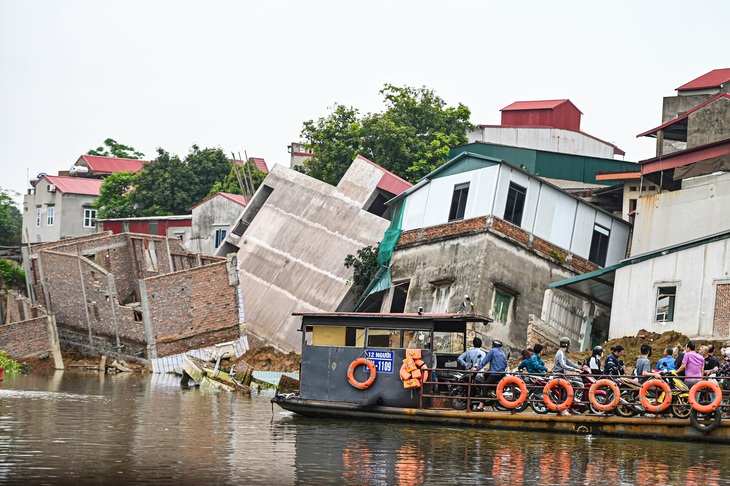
xmin=1 ymin=371 xmax=729 ymax=485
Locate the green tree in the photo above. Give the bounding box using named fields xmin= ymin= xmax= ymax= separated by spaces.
xmin=0 ymin=188 xmax=22 ymax=246
xmin=131 ymin=149 xmax=197 ymax=216
xmin=298 ymin=85 xmax=473 ymax=185
xmin=186 ymin=145 xmax=234 ymax=203
xmin=92 ymin=172 xmax=137 ymax=219
xmin=88 ymin=138 xmax=145 ymax=159
xmin=344 ymin=244 xmax=380 ymax=299
xmin=0 ymin=258 xmax=25 ymax=290
xmin=207 ymin=159 xmax=268 ymax=197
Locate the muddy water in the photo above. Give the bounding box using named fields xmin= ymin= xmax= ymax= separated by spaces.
xmin=1 ymin=372 xmax=729 ymax=485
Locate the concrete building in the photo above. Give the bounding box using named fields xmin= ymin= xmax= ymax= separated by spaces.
xmin=22 ymin=232 xmax=242 ymax=363
xmin=23 ymin=175 xmax=102 ymax=244
xmin=218 ymin=155 xmax=411 ymax=352
xmin=23 ymin=155 xmax=147 ymax=244
xmin=188 ymin=192 xmax=247 ymax=255
xmin=367 ymin=152 xmax=631 ymax=351
xmin=467 ymin=99 xmax=626 ymax=160
xmin=552 ymin=69 xmax=730 ymax=343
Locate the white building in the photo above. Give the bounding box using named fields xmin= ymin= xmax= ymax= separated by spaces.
xmin=188 ymin=192 xmax=247 ymax=255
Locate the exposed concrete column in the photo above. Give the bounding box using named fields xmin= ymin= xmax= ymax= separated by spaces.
xmin=579 ymin=302 xmax=595 ymax=352
xmin=46 ymin=314 xmax=65 ymax=370
xmin=107 ymin=273 xmax=122 ymax=349
xmin=656 ymin=129 xmax=664 ymax=158
xmin=77 ymin=251 xmax=93 ymax=345
xmin=138 ymin=280 xmax=158 ymax=360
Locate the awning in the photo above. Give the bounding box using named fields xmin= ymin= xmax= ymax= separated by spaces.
xmin=547 ymin=262 xmax=627 ymax=308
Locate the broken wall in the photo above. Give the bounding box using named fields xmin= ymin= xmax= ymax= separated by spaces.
xmin=141 ymin=261 xmax=240 ymax=358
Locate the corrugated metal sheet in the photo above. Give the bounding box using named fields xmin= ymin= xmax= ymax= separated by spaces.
xmin=676 ymin=68 xmax=730 ymax=91
xmin=80 ymin=155 xmax=145 ymax=174
xmin=43 ymin=175 xmax=102 ymax=195
xmin=354 ymin=154 xmax=412 ymax=195
xmin=501 ymin=100 xmax=582 ymax=132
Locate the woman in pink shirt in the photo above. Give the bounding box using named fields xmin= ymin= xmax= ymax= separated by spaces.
xmin=676 ymin=341 xmax=705 ymax=384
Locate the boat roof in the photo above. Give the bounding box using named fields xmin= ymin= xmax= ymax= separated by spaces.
xmin=293 ymin=312 xmax=491 ymax=329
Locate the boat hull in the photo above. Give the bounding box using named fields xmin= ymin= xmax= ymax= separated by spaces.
xmin=272 ymin=396 xmax=730 ymax=444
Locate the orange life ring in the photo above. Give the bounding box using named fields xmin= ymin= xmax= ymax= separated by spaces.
xmin=496 ymin=375 xmax=528 ymax=409
xmin=588 ymin=379 xmax=621 ymax=412
xmin=688 ymin=380 xmax=722 ymax=413
xmin=638 ymin=378 xmax=672 ymax=413
xmin=347 ymin=358 xmax=377 ymax=389
xmin=543 ymin=378 xmax=574 ymax=412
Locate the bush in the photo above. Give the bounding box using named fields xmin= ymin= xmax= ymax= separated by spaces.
xmin=0 ymin=258 xmax=25 ymax=290
xmin=0 ymin=350 xmax=22 ymax=373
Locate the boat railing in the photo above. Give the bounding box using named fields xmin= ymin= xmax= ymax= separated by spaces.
xmin=418 ymin=367 xmax=730 ymax=415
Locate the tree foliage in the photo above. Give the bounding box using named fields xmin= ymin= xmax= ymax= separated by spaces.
xmin=0 ymin=258 xmax=25 ymax=290
xmin=88 ymin=138 xmax=145 ymax=159
xmin=0 ymin=188 xmax=22 ymax=246
xmin=298 ymin=85 xmax=473 ymax=185
xmin=207 ymin=159 xmax=267 ymax=198
xmin=94 ymin=146 xmax=243 ymax=218
xmin=344 ymin=244 xmax=380 ymax=298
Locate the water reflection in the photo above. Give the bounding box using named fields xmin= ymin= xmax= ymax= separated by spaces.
xmin=0 ymin=373 xmax=729 ymax=485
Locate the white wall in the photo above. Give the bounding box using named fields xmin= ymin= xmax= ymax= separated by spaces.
xmin=609 ymin=237 xmax=730 ymax=339
xmin=466 ymin=126 xmax=618 ymax=159
xmin=399 ymin=161 xmax=630 ymax=266
xmin=631 ymin=172 xmax=730 ymax=255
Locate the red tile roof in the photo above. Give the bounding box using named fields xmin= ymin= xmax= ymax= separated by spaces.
xmin=233 ymin=158 xmax=269 ymax=173
xmin=355 ymin=155 xmax=412 ymax=195
xmin=500 ymin=99 xmax=583 ymax=114
xmin=676 ymin=68 xmax=730 ymax=91
xmin=43 ymin=175 xmax=102 ymax=196
xmin=189 ymin=192 xmax=247 ymax=211
xmin=77 ymin=155 xmax=146 ymax=174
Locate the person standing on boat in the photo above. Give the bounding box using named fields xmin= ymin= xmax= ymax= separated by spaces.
xmin=676 ymin=341 xmax=705 ymax=385
xmin=604 ymin=345 xmax=625 ymax=375
xmin=657 ymin=347 xmax=676 ymax=372
xmin=474 ymin=339 xmax=507 ymax=411
xmin=704 ymin=344 xmax=720 ymax=375
xmin=457 ymin=337 xmax=485 ymax=370
xmin=718 ymin=347 xmax=730 ymax=391
xmin=586 ymin=346 xmax=604 ymax=375
xmin=526 ymin=343 xmax=549 ymax=374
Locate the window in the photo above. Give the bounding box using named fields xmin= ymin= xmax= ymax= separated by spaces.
xmin=36 ymin=207 xmax=41 ymax=227
xmin=215 ymin=228 xmax=227 ymax=249
xmin=504 ymin=182 xmax=526 ymax=226
xmin=588 ymin=224 xmax=610 ymax=266
xmin=656 ymin=286 xmax=676 ymax=322
xmin=492 ymin=289 xmax=511 ymax=324
xmin=448 ymin=183 xmax=469 ymax=221
xmin=84 ymin=209 xmax=97 ymax=228
xmin=630 ymin=186 xmax=638 ymax=192
xmin=46 ymin=206 xmax=55 ymax=226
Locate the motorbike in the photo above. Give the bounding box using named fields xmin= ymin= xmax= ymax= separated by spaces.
xmin=521 ymin=368 xmax=606 ymax=415
xmin=447 ymin=371 xmax=520 ymax=412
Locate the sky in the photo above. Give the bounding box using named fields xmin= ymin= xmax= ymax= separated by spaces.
xmin=1 ymin=1 xmax=728 ymax=206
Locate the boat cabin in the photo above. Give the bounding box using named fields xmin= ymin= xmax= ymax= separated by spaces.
xmin=294 ymin=312 xmax=491 ymax=408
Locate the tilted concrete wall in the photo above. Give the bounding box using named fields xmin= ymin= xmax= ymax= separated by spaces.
xmin=233 ymin=164 xmax=391 ymax=352
xmin=687 ymin=96 xmax=730 ymax=149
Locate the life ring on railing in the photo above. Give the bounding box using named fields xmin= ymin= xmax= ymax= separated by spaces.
xmin=688 ymin=380 xmax=722 ymax=413
xmin=588 ymin=379 xmax=621 ymax=412
xmin=638 ymin=378 xmax=672 ymax=413
xmin=347 ymin=358 xmax=377 ymax=389
xmin=496 ymin=375 xmax=528 ymax=409
xmin=543 ymin=378 xmax=574 ymax=412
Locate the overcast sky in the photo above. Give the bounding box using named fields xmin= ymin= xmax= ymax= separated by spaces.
xmin=1 ymin=1 xmax=728 ymax=205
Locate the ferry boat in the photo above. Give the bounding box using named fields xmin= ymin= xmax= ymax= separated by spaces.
xmin=271 ymin=312 xmax=730 ymax=443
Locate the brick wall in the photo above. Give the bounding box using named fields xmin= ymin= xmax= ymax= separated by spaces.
xmin=399 ymin=216 xmax=488 ymax=245
xmin=144 ymin=261 xmax=239 ymax=357
xmin=714 ymin=284 xmax=730 ymax=336
xmin=0 ymin=317 xmax=53 ymax=359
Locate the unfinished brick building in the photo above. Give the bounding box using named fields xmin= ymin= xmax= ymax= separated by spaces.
xmin=22 ymin=232 xmax=241 ymax=363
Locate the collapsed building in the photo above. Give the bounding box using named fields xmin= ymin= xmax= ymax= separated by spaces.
xmin=20 ymin=232 xmax=243 ymax=367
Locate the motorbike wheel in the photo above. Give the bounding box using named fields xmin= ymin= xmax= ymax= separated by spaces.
xmin=670 ymin=394 xmax=692 ymax=419
xmin=448 ymin=386 xmax=468 ymax=411
xmin=529 ymin=390 xmax=550 ymax=415
xmin=614 ymin=391 xmax=639 ymax=417
xmin=589 ymin=393 xmax=610 ymax=415
xmin=500 ymin=384 xmax=529 ymax=413
xmin=690 ymin=409 xmax=722 ymax=433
